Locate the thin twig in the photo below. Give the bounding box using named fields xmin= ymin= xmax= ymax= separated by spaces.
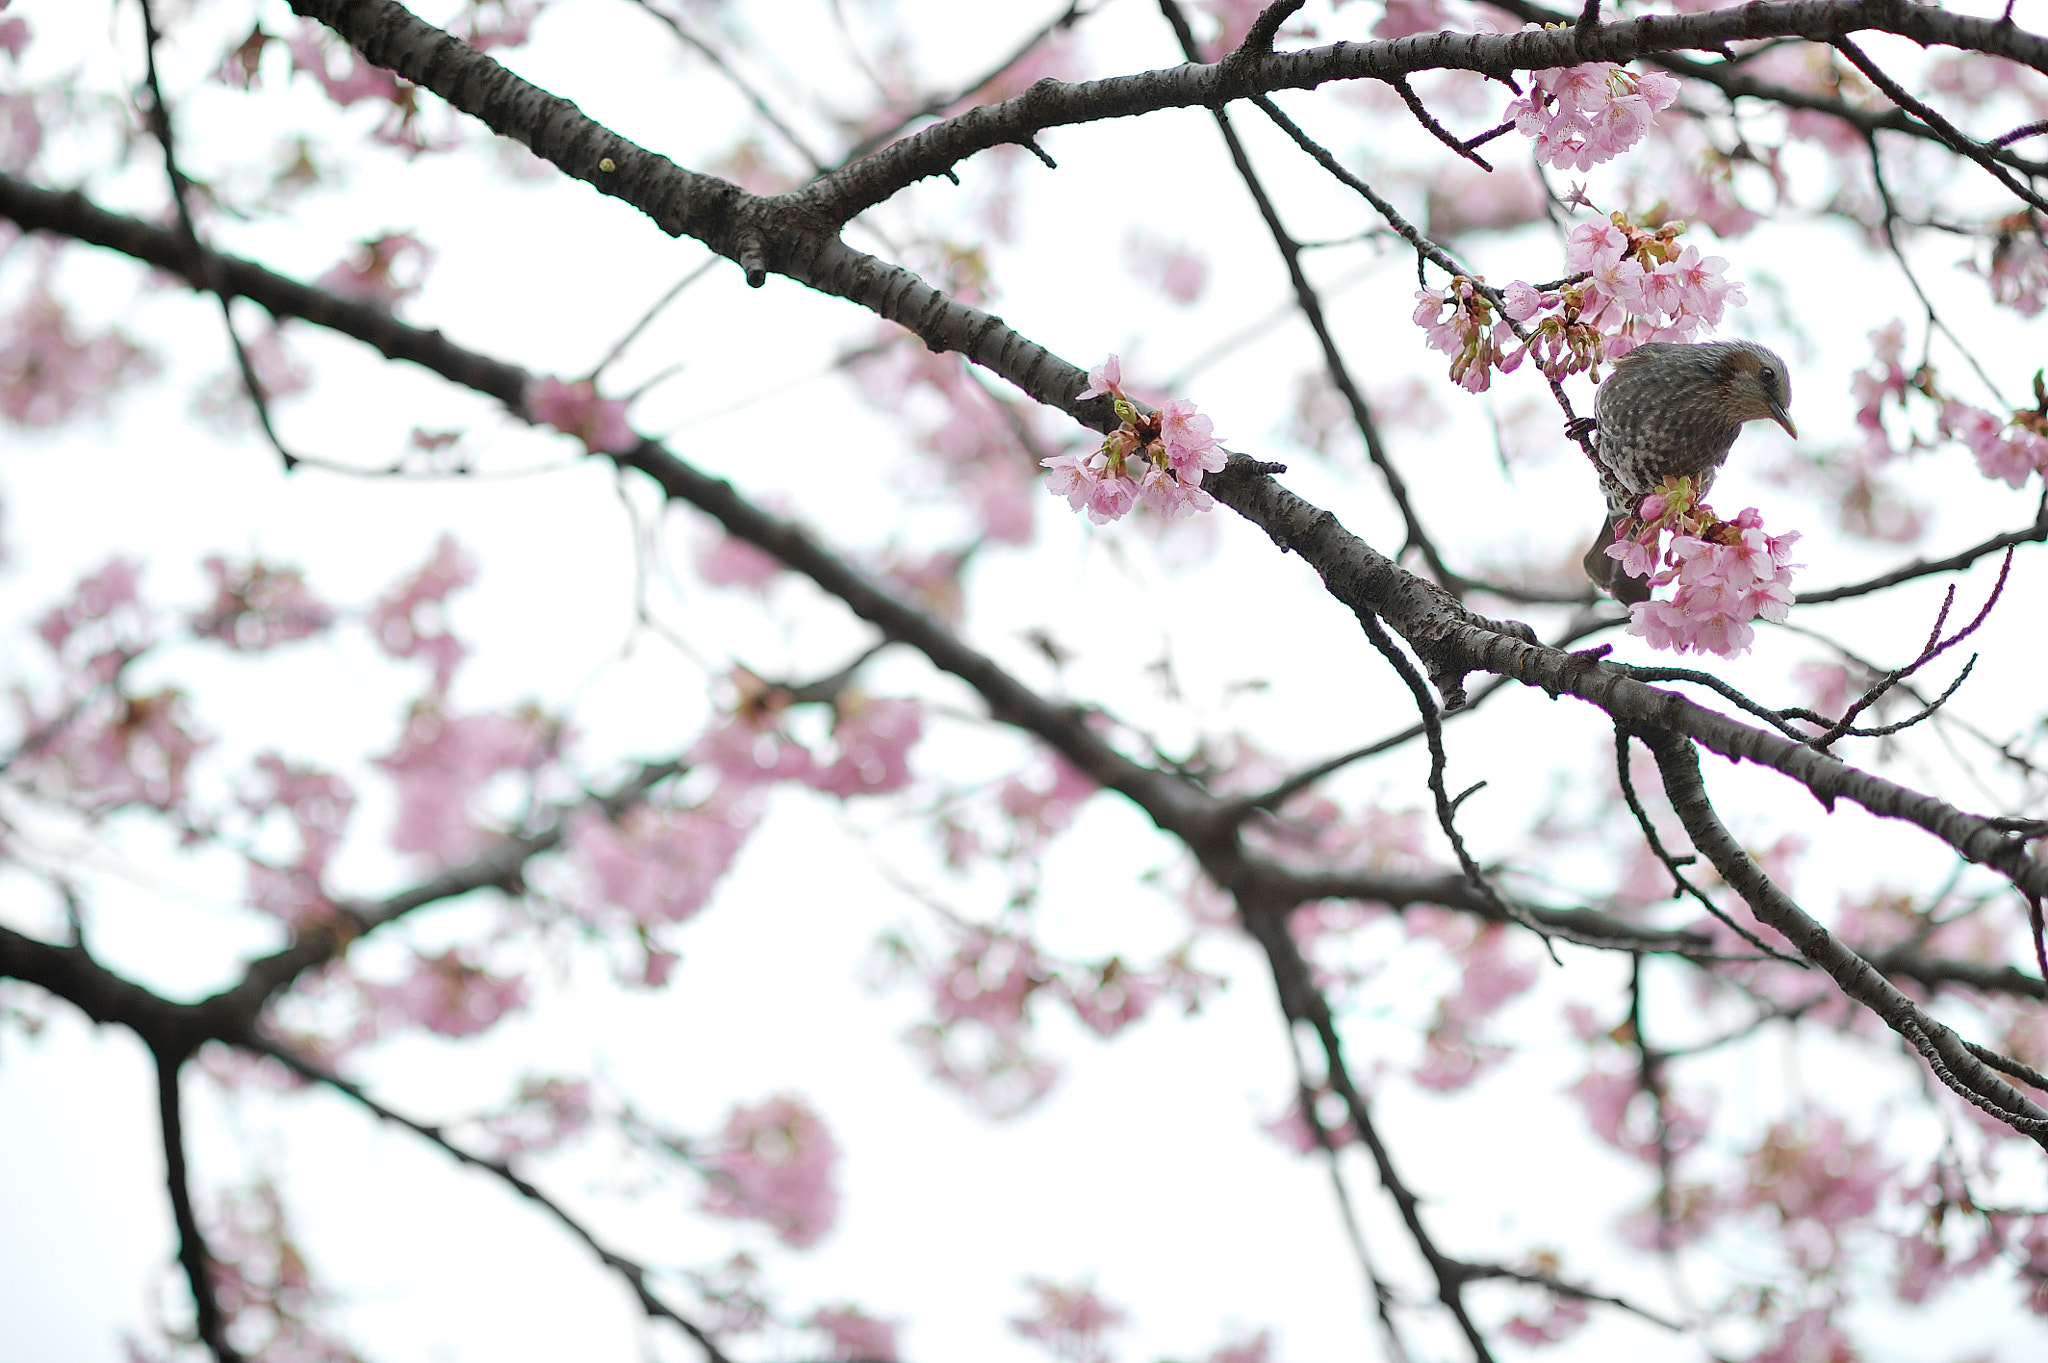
xmin=1391 ymin=74 xmax=1493 ymax=170
xmin=137 ymin=0 xmax=297 ymax=472
xmin=250 ymin=1040 xmax=737 ymax=1363
xmin=154 ymin=1053 xmax=244 ymax=1363
xmin=1834 ymin=36 xmax=2048 ymax=217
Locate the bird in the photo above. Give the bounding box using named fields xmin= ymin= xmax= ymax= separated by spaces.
xmin=1581 ymin=340 xmax=1796 ymax=603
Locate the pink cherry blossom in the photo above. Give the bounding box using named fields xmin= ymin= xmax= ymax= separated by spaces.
xmin=241 ymin=754 xmax=355 ymax=926
xmin=999 ymin=751 xmax=1098 ymax=846
xmin=0 ymin=282 xmax=155 ymax=427
xmin=37 ymin=557 xmax=142 ymax=656
xmin=375 ymin=702 xmax=551 ymax=863
xmin=1123 ymin=230 xmax=1210 ymax=305
xmin=696 ymin=532 xmax=783 ymax=590
xmin=566 ymin=797 xmax=753 ymax=927
xmin=314 ymin=233 xmax=434 ymax=310
xmin=287 ymin=21 xmax=404 ymax=108
xmin=1504 ymin=1292 xmax=1590 ymax=1347
xmin=1157 ymin=397 xmax=1224 ymax=480
xmin=1941 ymin=400 xmax=2048 ymax=487
xmin=1502 ymin=280 xmax=1548 ymax=323
xmin=930 ymin=928 xmax=1048 ymax=1031
xmin=191 ymin=557 xmax=334 ymax=651
xmin=1056 ymin=959 xmax=1160 ymax=1038
xmin=1509 ymin=63 xmax=1679 ymax=171
xmin=527 ymin=375 xmax=638 ymax=454
xmin=700 ymin=1094 xmax=841 ymax=1248
xmin=1010 ymin=1279 xmax=1125 ymax=1363
xmin=693 ymin=710 xmax=817 ymax=789
xmin=482 ymin=1075 xmax=593 ymax=1156
xmin=1077 ymin=354 xmax=1124 ymax=401
xmin=1966 ymin=212 xmax=2048 ymax=317
xmin=1372 ymin=0 xmax=1451 ymax=39
xmin=1621 ymin=503 xmax=1801 ymax=659
xmin=458 ymin=0 xmax=548 ymax=53
xmin=1137 ymin=463 xmax=1215 ymax=519
xmin=1412 ymin=925 xmax=1538 ymax=1092
xmin=367 ymin=534 xmax=475 ymax=691
xmin=807 ymin=695 xmax=922 ymax=797
xmin=368 ymin=948 xmax=527 ymax=1038
xmin=1740 ymin=1113 xmax=1893 ymax=1272
xmin=1042 ymin=447 xmax=1142 ymax=524
xmin=27 ymin=688 xmax=207 ymax=814
xmin=810 ymin=1306 xmax=901 ymax=1363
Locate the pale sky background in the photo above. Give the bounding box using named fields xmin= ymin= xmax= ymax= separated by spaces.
xmin=4 ymin=1 xmax=2048 ymax=1361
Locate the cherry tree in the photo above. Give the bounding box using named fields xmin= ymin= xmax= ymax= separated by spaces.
xmin=4 ymin=0 xmax=2048 ymax=1360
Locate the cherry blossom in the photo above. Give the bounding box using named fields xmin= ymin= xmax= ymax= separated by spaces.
xmin=1411 ymin=924 xmax=1537 ymax=1092
xmin=191 ymin=557 xmax=335 ymax=651
xmin=1608 ymin=485 xmax=1802 ymax=658
xmin=314 ymin=233 xmax=434 ymax=310
xmin=1122 ymin=228 xmax=1209 ymax=305
xmin=699 ymin=1094 xmax=841 ymax=1249
xmin=374 ymin=701 xmax=551 ymax=863
xmin=565 ymin=797 xmax=753 ymax=927
xmin=1740 ymin=1113 xmax=1894 ymax=1272
xmin=241 ymin=754 xmax=355 ymax=928
xmin=1048 ymin=357 xmax=1224 ymax=523
xmin=1010 ymin=1279 xmax=1125 ymax=1363
xmin=1965 ymin=210 xmax=2048 ymax=316
xmin=526 ymin=375 xmax=638 ymax=455
xmin=810 ymin=1306 xmax=901 ymax=1363
xmin=999 ymin=751 xmax=1099 ymax=848
xmin=0 ymin=283 xmax=155 ymax=427
xmin=1941 ymin=399 xmax=2048 ymax=487
xmin=696 ymin=531 xmax=783 ymax=590
xmin=1507 ymin=63 xmax=1681 ymax=172
xmin=481 ymin=1075 xmax=592 ymax=1156
xmin=202 ymin=1178 xmax=364 ymax=1362
xmin=367 ymin=948 xmax=528 ymax=1038
xmin=287 ymin=20 xmax=405 ymax=109
xmin=807 ymin=695 xmax=923 ymax=797
xmin=849 ymin=330 xmax=1042 ymax=544
xmin=367 ymin=534 xmax=476 ymax=692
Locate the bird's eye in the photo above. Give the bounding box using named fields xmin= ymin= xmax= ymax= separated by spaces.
xmin=1760 ymin=366 xmax=1776 ymax=382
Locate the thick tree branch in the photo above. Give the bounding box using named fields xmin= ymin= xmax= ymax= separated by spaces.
xmin=12 ymin=177 xmax=2045 ymax=1000
xmin=1644 ymin=730 xmax=2048 ymax=1146
xmin=286 ymin=0 xmax=2048 ymax=261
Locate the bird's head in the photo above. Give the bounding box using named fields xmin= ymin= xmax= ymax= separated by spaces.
xmin=1717 ymin=342 xmax=1797 ymax=440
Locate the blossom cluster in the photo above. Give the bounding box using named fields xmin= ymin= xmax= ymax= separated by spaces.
xmin=699 ymin=1093 xmax=842 ymax=1249
xmin=1505 ymin=61 xmax=1681 ymax=171
xmin=1604 ymin=477 xmax=1801 ymax=657
xmin=1850 ymin=319 xmax=2048 ymax=487
xmin=1043 ymin=356 xmax=1225 ymax=523
xmin=1413 ymin=213 xmax=1746 ymax=392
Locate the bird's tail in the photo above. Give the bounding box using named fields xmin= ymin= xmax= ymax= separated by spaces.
xmin=1585 ymin=515 xmax=1653 ymax=605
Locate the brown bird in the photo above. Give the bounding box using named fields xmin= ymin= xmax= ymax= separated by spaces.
xmin=1582 ymin=340 xmax=1797 ymax=603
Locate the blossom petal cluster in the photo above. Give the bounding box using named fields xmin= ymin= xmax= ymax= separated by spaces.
xmin=1606 ymin=480 xmax=1802 ymax=657
xmin=1507 ymin=62 xmax=1680 ymax=171
xmin=1414 ymin=214 xmax=1746 ymax=390
xmin=699 ymin=1094 xmax=841 ymax=1248
xmin=1044 ymin=356 xmax=1225 ymax=523
xmin=528 ymin=375 xmax=638 ymax=455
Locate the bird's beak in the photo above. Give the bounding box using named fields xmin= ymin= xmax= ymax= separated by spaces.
xmin=1768 ymin=399 xmax=1797 ymax=440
